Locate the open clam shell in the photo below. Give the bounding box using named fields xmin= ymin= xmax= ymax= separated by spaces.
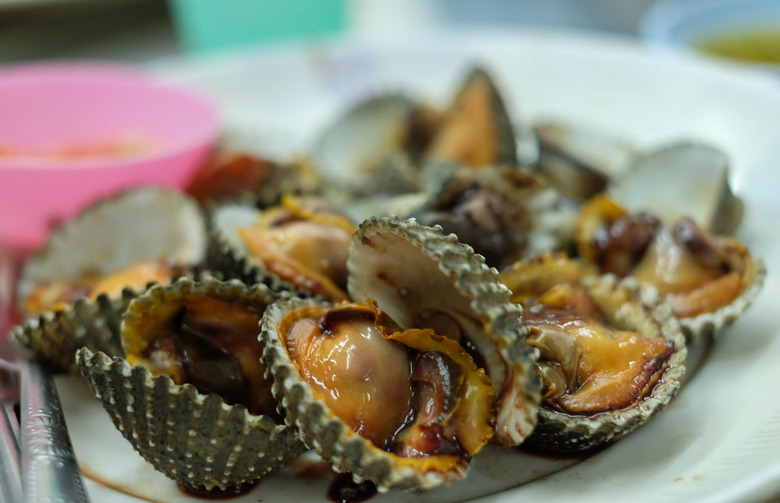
xmin=574 ymin=195 xmax=765 ymax=340
xmin=346 ymin=216 xmax=541 ymax=447
xmin=12 ymin=289 xmax=136 ymax=372
xmin=674 ymin=241 xmax=766 ymax=339
xmin=608 ymin=142 xmax=744 ymax=235
xmin=17 ymin=187 xmax=207 ymax=317
xmin=13 ymin=268 xmax=213 ymax=373
xmin=78 ymin=348 xmax=304 ymax=491
xmin=410 ymin=165 xmax=575 ymax=269
xmin=14 ymin=188 xmax=208 ymax=370
xmin=532 ymin=120 xmax=636 ymax=201
xmin=207 ymin=198 xmax=355 ymax=300
xmin=426 ymin=67 xmax=518 ymax=167
xmin=260 ymin=297 xmax=495 ymax=492
xmin=207 ymin=203 xmax=301 ymax=294
xmin=312 ymin=93 xmax=436 ymax=199
xmin=531 ymin=276 xmax=685 ymax=451
xmin=76 ymin=278 xmax=306 ymax=491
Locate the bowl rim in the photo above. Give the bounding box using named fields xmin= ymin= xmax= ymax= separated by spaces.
xmin=0 ymin=75 xmax=221 ymax=171
xmin=640 ymin=0 xmax=780 ymax=47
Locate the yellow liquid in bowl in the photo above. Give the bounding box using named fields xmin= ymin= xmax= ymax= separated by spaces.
xmin=695 ymin=28 xmax=780 ymax=64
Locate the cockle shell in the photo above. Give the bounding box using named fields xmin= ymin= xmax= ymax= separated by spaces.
xmin=76 ymin=278 xmax=306 ymax=491
xmin=346 ymin=217 xmax=541 ymax=447
xmin=14 ymin=187 xmax=207 ymax=371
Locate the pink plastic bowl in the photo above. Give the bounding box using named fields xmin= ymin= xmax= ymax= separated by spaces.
xmin=0 ymin=70 xmax=220 ymax=251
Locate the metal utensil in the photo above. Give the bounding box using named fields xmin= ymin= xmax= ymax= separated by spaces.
xmin=0 ymin=361 xmax=22 ymax=503
xmin=19 ymin=358 xmax=90 ymax=503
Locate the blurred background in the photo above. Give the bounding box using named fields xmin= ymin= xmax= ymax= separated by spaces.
xmin=0 ymin=0 xmax=678 ymax=63
xmin=2 ymin=0 xmax=777 ymax=67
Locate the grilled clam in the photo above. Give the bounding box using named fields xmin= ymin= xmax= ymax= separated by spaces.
xmin=426 ymin=67 xmax=518 ymax=168
xmin=260 ymin=217 xmax=541 ymax=491
xmin=186 ymin=150 xmax=318 ymax=208
xmin=576 ymin=194 xmax=766 ymax=338
xmin=261 ymin=298 xmax=494 ymax=491
xmin=312 ymin=93 xmax=443 ymax=200
xmin=608 ymin=142 xmax=744 ymax=235
xmin=14 ymin=187 xmax=207 ymax=371
xmin=411 ymin=165 xmax=574 ymax=269
xmin=532 ymin=120 xmax=636 ymax=201
xmin=208 ymin=195 xmax=356 ymax=300
xmin=346 ymin=217 xmax=541 ymax=447
xmin=76 ymin=278 xmax=305 ymax=492
xmin=500 ymin=254 xmax=686 ymax=451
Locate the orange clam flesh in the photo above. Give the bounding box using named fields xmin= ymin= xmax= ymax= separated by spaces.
xmin=522 ymin=282 xmax=674 ymax=415
xmin=125 ymin=292 xmax=279 ymax=419
xmin=23 ymin=258 xmax=179 ymax=316
xmin=426 ymin=68 xmax=516 ymax=167
xmin=577 ymin=195 xmax=754 ymax=319
xmin=238 ymin=196 xmax=355 ymax=301
xmin=278 ymin=300 xmax=494 ymax=473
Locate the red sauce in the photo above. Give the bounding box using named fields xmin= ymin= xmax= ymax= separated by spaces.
xmin=0 ymin=137 xmax=153 ymax=162
xmin=326 ymin=473 xmax=378 ymax=503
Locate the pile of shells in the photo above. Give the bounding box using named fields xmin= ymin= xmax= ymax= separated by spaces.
xmin=7 ymin=64 xmax=767 ymax=497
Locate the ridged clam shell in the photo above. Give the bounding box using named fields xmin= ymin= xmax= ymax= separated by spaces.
xmin=17 ymin=187 xmax=208 ymax=316
xmin=76 ymin=278 xmax=306 ymax=491
xmin=12 ymin=289 xmax=136 ymax=372
xmin=206 ymin=204 xmax=308 ymax=296
xmin=573 ymin=195 xmax=765 ymax=340
xmin=679 ymin=256 xmax=766 ymax=340
xmin=527 ymin=275 xmax=687 ymax=452
xmin=13 ymin=267 xmax=214 ymax=373
xmin=260 ymin=297 xmax=468 ymax=492
xmin=346 ymin=216 xmax=541 ymax=446
xmin=77 ymin=349 xmax=304 ymax=491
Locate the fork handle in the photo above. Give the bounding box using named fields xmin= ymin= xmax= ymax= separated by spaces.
xmin=20 ymin=360 xmax=90 ymax=503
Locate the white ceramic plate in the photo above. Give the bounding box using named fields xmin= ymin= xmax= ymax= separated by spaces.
xmin=59 ymin=30 xmax=780 ymax=503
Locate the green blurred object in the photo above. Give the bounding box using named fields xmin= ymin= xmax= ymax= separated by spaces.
xmin=169 ymin=0 xmax=346 ymax=52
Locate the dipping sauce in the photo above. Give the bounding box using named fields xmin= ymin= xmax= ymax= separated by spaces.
xmin=695 ymin=28 xmax=780 ymax=64
xmin=0 ymin=136 xmax=154 ymax=161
